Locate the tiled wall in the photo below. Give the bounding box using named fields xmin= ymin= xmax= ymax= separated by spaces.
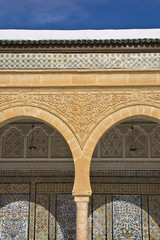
xmin=0 ymin=176 xmax=160 ymax=239
xmin=0 ymin=52 xmax=160 ymax=69
xmin=90 ymin=194 xmax=160 ymax=240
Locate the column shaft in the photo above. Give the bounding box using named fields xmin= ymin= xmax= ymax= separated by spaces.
xmin=74 ymin=196 xmax=89 ymax=240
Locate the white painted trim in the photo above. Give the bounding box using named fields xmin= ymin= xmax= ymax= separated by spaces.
xmin=0 ymin=29 xmax=160 ymax=40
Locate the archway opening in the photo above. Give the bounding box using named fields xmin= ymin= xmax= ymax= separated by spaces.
xmin=0 ymin=118 xmax=73 ymax=170
xmin=89 ymin=118 xmax=160 ymax=239
xmin=0 ymin=118 xmax=77 ymax=240
xmin=91 ymin=118 xmax=160 ymax=171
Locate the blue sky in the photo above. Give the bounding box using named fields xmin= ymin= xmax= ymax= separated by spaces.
xmin=0 ymin=0 xmax=160 ymax=29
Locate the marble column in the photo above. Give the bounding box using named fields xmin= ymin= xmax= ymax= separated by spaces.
xmin=74 ymin=196 xmax=89 ymax=240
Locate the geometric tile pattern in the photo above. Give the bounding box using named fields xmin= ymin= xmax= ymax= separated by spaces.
xmin=29 ymin=181 xmax=36 ymax=240
xmin=93 ymin=195 xmax=106 ymax=239
xmin=0 ymin=184 xmax=30 ymax=194
xmin=37 ymin=183 xmax=73 ymax=193
xmin=57 ymin=194 xmax=76 ymax=240
xmin=49 ymin=195 xmax=56 ymax=240
xmin=90 ymin=194 xmax=160 ymax=240
xmin=34 ymin=193 xmax=76 ymax=240
xmin=37 ymin=183 xmax=160 ymax=194
xmin=0 ymin=52 xmax=160 ymax=69
xmin=149 ymin=195 xmax=160 ymax=240
xmin=0 ymin=194 xmax=29 ymax=240
xmin=142 ymin=195 xmax=149 ymax=240
xmin=106 ymin=195 xmax=112 ymax=240
xmin=0 ymin=170 xmax=160 ymax=177
xmin=0 ymin=180 xmax=160 ymax=240
xmin=35 ymin=194 xmax=49 ymax=240
xmin=92 ymin=183 xmax=160 ymax=194
xmin=113 ymin=195 xmax=142 ymax=240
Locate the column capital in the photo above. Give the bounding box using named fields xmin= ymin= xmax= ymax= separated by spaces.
xmin=74 ymin=196 xmax=90 ymax=202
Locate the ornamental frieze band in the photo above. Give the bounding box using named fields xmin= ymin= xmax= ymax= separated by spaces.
xmin=0 ymin=87 xmax=160 ymax=147
xmin=0 ymin=52 xmax=160 ymax=69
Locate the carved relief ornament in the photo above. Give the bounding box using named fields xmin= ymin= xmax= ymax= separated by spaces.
xmin=0 ymin=87 xmax=160 ymax=148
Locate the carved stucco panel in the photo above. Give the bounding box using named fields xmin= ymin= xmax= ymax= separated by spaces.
xmin=0 ymin=87 xmax=160 ymax=148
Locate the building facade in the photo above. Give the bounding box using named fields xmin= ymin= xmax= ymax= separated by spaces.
xmin=0 ymin=29 xmax=160 ymax=239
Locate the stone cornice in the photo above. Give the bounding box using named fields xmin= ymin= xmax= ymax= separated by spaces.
xmin=1 ymin=69 xmax=160 ymax=87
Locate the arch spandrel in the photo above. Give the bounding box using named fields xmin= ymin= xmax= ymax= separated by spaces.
xmin=1 ymin=87 xmax=160 ymax=149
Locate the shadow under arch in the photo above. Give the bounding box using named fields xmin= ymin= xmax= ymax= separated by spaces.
xmin=86 ymin=104 xmax=160 ymax=238
xmin=83 ymin=104 xmax=160 ymax=161
xmin=89 ymin=192 xmax=160 ymax=239
xmin=1 ymin=187 xmax=159 ymax=240
xmin=0 ymin=191 xmax=77 ymax=240
xmin=0 ymin=105 xmax=81 ymax=161
xmin=0 ymin=106 xmax=80 ymax=239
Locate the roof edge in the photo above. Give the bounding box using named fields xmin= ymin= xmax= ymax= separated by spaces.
xmin=0 ymin=38 xmax=160 ymax=44
xmin=1 ymin=38 xmax=160 ymax=53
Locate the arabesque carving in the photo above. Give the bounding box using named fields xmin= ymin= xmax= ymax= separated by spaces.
xmin=1 ymin=87 xmax=160 ymax=148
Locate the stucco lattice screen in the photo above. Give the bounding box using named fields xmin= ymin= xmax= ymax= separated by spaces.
xmin=0 ymin=123 xmax=72 ymax=159
xmin=101 ymin=129 xmax=122 ymax=157
xmin=1 ymin=122 xmax=160 ymax=159
xmin=2 ymin=128 xmax=24 ymax=158
xmin=27 ymin=128 xmax=48 ymax=158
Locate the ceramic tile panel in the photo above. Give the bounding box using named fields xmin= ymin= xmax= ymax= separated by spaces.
xmin=49 ymin=195 xmax=56 ymax=240
xmin=0 ymin=52 xmax=160 ymax=69
xmin=35 ymin=194 xmax=49 ymax=240
xmin=149 ymin=195 xmax=160 ymax=240
xmin=142 ymin=195 xmax=149 ymax=240
xmin=56 ymin=194 xmax=76 ymax=240
xmin=0 ymin=194 xmax=29 ymax=240
xmin=93 ymin=195 xmax=106 ymax=239
xmin=0 ymin=177 xmax=159 ymax=239
xmin=29 ymin=181 xmax=36 ymax=240
xmin=92 ymin=183 xmax=160 ymax=194
xmin=106 ymin=195 xmax=113 ymax=240
xmin=113 ymin=195 xmax=142 ymax=240
xmin=0 ymin=184 xmax=30 ymax=194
